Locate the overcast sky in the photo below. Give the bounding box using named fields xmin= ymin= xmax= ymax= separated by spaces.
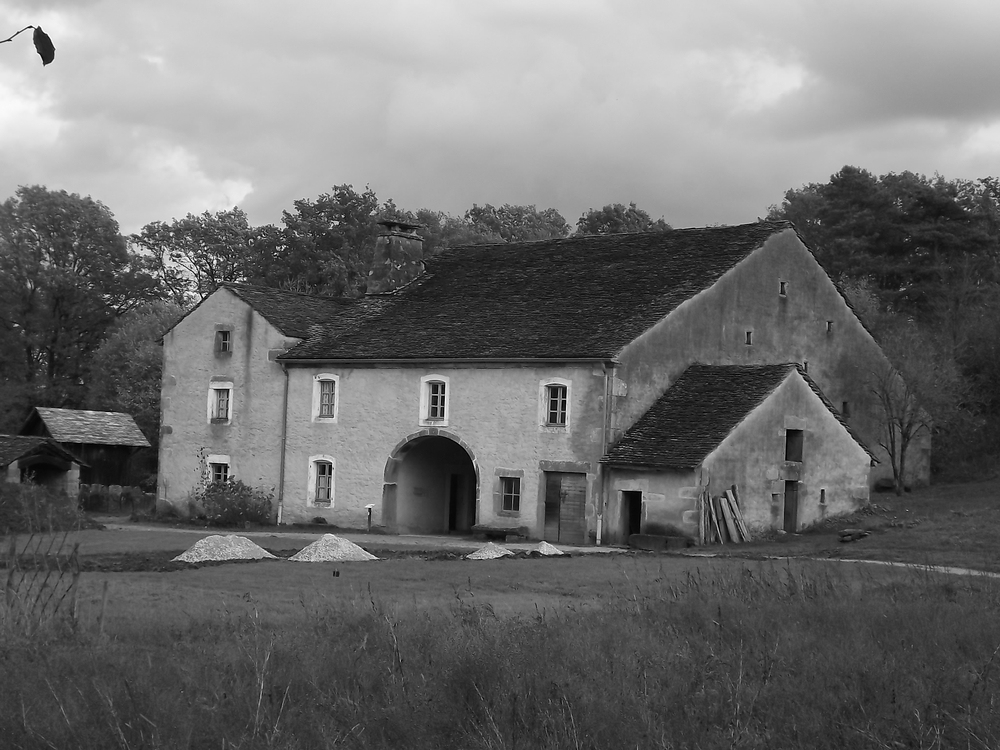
xmin=2 ymin=0 xmax=1000 ymax=235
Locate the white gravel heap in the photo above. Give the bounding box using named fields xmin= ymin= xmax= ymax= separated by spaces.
xmin=173 ymin=535 xmax=277 ymax=563
xmin=466 ymin=542 xmax=514 ymax=560
xmin=533 ymin=541 xmax=565 ymax=556
xmin=288 ymin=534 xmax=379 ymax=562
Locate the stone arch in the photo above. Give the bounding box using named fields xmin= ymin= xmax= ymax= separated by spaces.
xmin=380 ymin=428 xmax=480 ymax=535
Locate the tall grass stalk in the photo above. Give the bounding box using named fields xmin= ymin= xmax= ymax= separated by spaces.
xmin=2 ymin=530 xmax=80 ymax=639
xmin=2 ymin=563 xmax=1000 ymax=749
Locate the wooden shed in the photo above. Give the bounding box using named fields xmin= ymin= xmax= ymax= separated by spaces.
xmin=20 ymin=408 xmax=151 ymax=486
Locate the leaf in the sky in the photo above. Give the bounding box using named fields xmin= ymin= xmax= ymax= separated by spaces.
xmin=32 ymin=26 xmax=54 ymax=65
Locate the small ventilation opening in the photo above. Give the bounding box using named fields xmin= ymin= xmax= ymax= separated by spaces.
xmin=745 ymin=331 xmax=753 ymax=346
xmin=779 ymin=280 xmax=787 ymax=296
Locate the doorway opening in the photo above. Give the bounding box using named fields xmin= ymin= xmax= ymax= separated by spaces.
xmin=783 ymin=480 xmax=799 ymax=533
xmin=543 ymin=472 xmax=587 ymax=545
xmin=621 ymin=490 xmax=642 ymax=539
xmin=382 ymin=433 xmax=478 ymax=535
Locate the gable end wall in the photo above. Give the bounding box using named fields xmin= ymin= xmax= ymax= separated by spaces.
xmin=613 ymin=228 xmax=928 ymax=488
xmin=158 ymin=288 xmax=298 ymax=512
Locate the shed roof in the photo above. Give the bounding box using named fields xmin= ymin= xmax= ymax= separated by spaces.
xmin=601 ymin=363 xmax=875 ymax=470
xmin=0 ymin=435 xmax=87 ymax=468
xmin=281 ymin=221 xmax=793 ymax=361
xmin=23 ymin=408 xmax=151 ymax=448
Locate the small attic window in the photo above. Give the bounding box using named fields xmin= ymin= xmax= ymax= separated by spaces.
xmin=842 ymin=401 xmax=850 ymax=418
xmin=826 ymin=321 xmax=834 ymax=334
xmin=802 ymin=360 xmax=808 ymax=373
xmin=745 ymin=331 xmax=753 ymax=346
xmin=779 ymin=280 xmax=788 ymax=296
xmin=215 ymin=330 xmax=232 ymax=354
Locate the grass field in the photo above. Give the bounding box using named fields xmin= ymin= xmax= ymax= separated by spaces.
xmin=2 ymin=479 xmax=1000 ymax=748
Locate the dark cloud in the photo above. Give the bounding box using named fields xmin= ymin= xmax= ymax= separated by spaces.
xmin=1 ymin=1 xmax=999 ymax=234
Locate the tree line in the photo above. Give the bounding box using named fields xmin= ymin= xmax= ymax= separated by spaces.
xmin=768 ymin=166 xmax=1000 ymax=482
xmin=0 ymin=185 xmax=669 ymax=460
xmin=4 ymin=168 xmax=1000 ymax=484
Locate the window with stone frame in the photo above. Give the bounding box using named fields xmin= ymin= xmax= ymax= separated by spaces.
xmin=212 ymin=387 xmax=231 ymax=421
xmin=545 ymin=384 xmax=568 ymax=426
xmin=318 ymin=379 xmax=336 ymax=418
xmin=314 ymin=460 xmax=333 ymax=505
xmin=210 ymin=462 xmax=229 ymax=483
xmin=500 ymin=476 xmax=521 ymax=513
xmin=427 ymin=380 xmax=446 ymax=420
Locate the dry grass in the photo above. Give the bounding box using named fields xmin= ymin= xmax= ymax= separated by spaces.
xmin=2 ymin=560 xmax=999 ymax=749
xmin=719 ymin=478 xmax=1000 ymax=571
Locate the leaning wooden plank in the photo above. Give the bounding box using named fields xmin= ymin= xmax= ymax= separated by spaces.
xmin=698 ymin=493 xmax=707 ymax=545
xmin=719 ymin=495 xmax=740 ymax=543
xmin=726 ymin=489 xmax=750 ymax=540
xmin=713 ymin=496 xmax=730 ymax=543
xmin=707 ymin=495 xmax=724 ymax=543
xmin=728 ymin=485 xmax=749 ymax=538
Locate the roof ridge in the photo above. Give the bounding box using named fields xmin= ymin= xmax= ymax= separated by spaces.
xmin=222 ymin=281 xmax=353 ymax=303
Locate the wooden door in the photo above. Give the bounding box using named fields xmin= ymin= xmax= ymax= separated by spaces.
xmin=543 ymin=472 xmax=587 ymax=544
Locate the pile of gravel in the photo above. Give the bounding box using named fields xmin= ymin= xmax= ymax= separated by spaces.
xmin=466 ymin=542 xmax=514 ymax=560
xmin=533 ymin=541 xmax=565 ymax=556
xmin=289 ymin=534 xmax=379 ymax=562
xmin=173 ymin=535 xmax=277 ymax=563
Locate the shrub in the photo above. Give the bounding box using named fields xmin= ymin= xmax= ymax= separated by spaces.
xmin=0 ymin=483 xmax=83 ymax=534
xmin=194 ymin=480 xmax=273 ymax=527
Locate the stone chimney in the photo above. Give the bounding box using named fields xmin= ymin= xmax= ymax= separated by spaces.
xmin=367 ymin=219 xmax=426 ymax=294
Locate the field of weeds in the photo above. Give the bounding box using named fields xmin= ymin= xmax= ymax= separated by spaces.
xmin=2 ymin=479 xmax=1000 ymax=748
xmin=3 ymin=529 xmax=1000 ymax=749
xmin=714 ymin=478 xmax=1000 ymax=572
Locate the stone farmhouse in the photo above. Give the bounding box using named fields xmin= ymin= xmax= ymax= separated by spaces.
xmin=157 ymin=220 xmax=928 ymax=545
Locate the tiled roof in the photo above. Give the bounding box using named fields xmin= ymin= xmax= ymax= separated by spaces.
xmin=601 ymin=363 xmax=874 ymax=470
xmin=222 ymin=284 xmax=363 ymax=339
xmin=0 ymin=435 xmax=86 ymax=468
xmin=27 ymin=408 xmax=151 ymax=447
xmin=281 ymin=221 xmax=792 ymax=361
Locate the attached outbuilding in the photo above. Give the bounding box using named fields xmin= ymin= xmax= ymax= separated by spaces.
xmin=0 ymin=435 xmax=88 ymax=498
xmin=601 ymin=363 xmax=875 ymax=542
xmin=19 ymin=407 xmax=151 ymax=486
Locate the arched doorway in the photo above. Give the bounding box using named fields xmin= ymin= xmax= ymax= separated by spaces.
xmin=381 ymin=431 xmax=478 ymax=535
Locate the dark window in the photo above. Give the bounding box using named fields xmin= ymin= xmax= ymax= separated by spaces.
xmin=785 ymin=429 xmax=804 ymax=462
xmin=842 ymin=401 xmax=850 ymax=418
xmin=546 ymin=384 xmax=568 ymax=425
xmin=826 ymin=321 xmax=834 ymax=334
xmin=216 ymin=330 xmax=232 ymax=353
xmin=745 ymin=331 xmax=753 ymax=345
xmin=428 ymin=381 xmax=446 ymax=420
xmin=315 ymin=461 xmax=333 ymax=504
xmin=500 ymin=476 xmax=521 ymax=512
xmin=803 ymin=360 xmax=808 ymax=373
xmin=210 ymin=462 xmax=229 ymax=483
xmin=820 ymin=488 xmax=827 ymax=506
xmin=779 ymin=281 xmax=787 ymax=296
xmin=318 ymin=380 xmax=336 ymax=418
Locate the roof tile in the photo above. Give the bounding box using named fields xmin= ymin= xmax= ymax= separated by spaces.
xmin=0 ymin=435 xmax=86 ymax=468
xmin=282 ymin=221 xmax=792 ymax=361
xmin=602 ymin=363 xmax=874 ymax=469
xmin=28 ymin=408 xmax=151 ymax=447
